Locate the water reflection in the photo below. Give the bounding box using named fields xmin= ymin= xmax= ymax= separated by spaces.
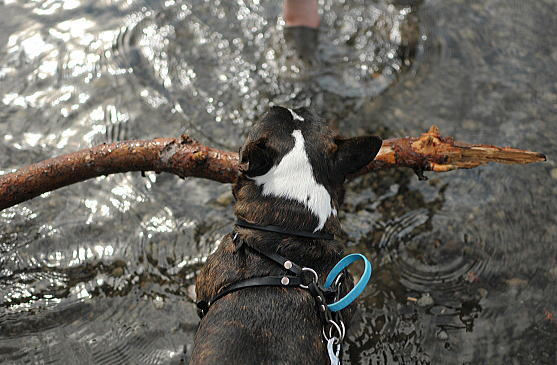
xmin=1 ymin=0 xmax=556 ymax=364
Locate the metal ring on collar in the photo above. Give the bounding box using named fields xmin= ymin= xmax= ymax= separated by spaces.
xmin=327 ymin=319 xmax=345 ymax=343
xmin=324 ymin=253 xmax=373 ymax=312
xmin=322 ymin=319 xmax=343 ymax=344
xmin=337 ymin=319 xmax=346 ymax=342
xmin=299 ymin=267 xmax=319 ymax=289
xmin=334 ymin=272 xmax=343 ymax=287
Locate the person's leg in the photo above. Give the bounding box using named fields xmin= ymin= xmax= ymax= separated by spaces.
xmin=282 ymin=0 xmax=320 ymax=28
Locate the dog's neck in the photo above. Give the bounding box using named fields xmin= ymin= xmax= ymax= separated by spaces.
xmin=233 ymin=130 xmax=342 ymax=237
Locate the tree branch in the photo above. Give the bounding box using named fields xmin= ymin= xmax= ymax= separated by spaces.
xmin=0 ymin=126 xmax=546 ymax=211
xmin=349 ymin=126 xmax=547 ymax=179
xmin=0 ymin=135 xmax=238 ymax=211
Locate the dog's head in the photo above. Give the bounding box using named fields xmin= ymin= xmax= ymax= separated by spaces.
xmin=233 ymin=106 xmax=382 ymax=235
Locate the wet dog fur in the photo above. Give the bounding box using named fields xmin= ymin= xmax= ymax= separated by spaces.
xmin=190 ymin=106 xmax=382 ymax=364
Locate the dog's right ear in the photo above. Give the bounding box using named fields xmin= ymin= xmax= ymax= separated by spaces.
xmin=239 ymin=136 xmax=274 ymax=177
xmin=333 ymin=135 xmax=383 ymax=176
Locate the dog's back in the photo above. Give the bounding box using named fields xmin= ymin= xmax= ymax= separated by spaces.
xmin=191 ymin=237 xmax=330 ymax=364
xmin=193 ymin=291 xmax=327 ymax=364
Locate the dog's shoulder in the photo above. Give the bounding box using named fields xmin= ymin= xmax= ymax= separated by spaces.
xmin=195 ymin=234 xmax=238 ymax=301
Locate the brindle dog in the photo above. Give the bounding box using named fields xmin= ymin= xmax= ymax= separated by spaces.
xmin=191 ymin=106 xmax=382 ymax=364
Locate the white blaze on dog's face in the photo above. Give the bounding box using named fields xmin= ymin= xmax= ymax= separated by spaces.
xmin=288 ymin=108 xmax=305 ymax=122
xmin=238 ymin=106 xmax=382 ymax=232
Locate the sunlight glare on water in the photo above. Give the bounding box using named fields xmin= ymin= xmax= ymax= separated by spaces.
xmin=1 ymin=0 xmax=556 ymax=364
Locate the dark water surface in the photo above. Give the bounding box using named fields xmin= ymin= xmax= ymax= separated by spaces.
xmin=1 ymin=0 xmax=556 ymax=364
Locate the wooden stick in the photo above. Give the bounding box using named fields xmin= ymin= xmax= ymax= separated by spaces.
xmin=350 ymin=126 xmax=546 ymax=179
xmin=0 ymin=135 xmax=238 ymax=211
xmin=0 ymin=126 xmax=546 ymax=211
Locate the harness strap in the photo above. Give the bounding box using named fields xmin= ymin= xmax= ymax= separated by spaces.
xmin=236 ymin=218 xmax=334 ymax=240
xmin=236 ymin=235 xmax=303 ymax=276
xmin=195 ymin=223 xmax=372 ymax=365
xmin=197 ymin=275 xmax=302 ymax=318
xmin=196 ymin=232 xmax=338 ymax=319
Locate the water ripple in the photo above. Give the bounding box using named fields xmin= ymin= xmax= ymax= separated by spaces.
xmin=2 ymin=0 xmax=556 ymax=364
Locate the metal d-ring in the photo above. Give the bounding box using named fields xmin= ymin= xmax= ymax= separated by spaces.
xmin=322 ymin=319 xmax=343 ymax=344
xmin=337 ymin=319 xmax=346 ymax=342
xmin=327 ymin=319 xmax=345 ymax=343
xmin=299 ymin=267 xmax=319 ymax=289
xmin=333 ymin=272 xmax=344 ymax=298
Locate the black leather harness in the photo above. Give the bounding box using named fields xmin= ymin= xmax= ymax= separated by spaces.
xmin=196 ymin=220 xmax=338 ymax=319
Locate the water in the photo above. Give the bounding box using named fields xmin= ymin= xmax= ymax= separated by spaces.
xmin=0 ymin=0 xmax=556 ymax=364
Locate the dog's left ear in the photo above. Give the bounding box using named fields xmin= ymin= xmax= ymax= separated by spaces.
xmin=333 ymin=136 xmax=383 ymax=176
xmin=239 ymin=136 xmax=276 ymax=177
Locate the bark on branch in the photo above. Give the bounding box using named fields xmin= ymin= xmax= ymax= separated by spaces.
xmin=349 ymin=126 xmax=547 ymax=179
xmin=0 ymin=126 xmax=546 ymax=211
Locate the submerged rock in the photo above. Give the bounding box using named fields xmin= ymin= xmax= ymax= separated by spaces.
xmin=436 ymin=330 xmax=449 ymax=341
xmin=417 ymin=293 xmax=434 ymax=307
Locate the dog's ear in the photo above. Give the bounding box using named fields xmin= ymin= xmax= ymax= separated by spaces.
xmin=333 ymin=136 xmax=382 ymax=176
xmin=239 ymin=136 xmax=275 ymax=177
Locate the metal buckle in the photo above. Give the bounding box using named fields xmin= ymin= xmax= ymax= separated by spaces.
xmin=196 ymin=300 xmax=209 ymax=319
xmin=299 ymin=267 xmax=319 ymax=289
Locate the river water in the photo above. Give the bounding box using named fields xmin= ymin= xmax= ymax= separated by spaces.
xmin=0 ymin=0 xmax=556 ymax=364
